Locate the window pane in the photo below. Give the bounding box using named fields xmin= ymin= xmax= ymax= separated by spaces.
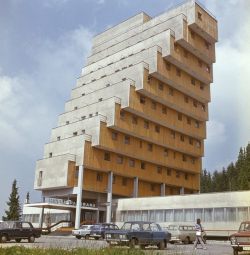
xmin=204 ymin=208 xmax=213 ymax=222
xmin=174 ymin=209 xmax=183 ymax=222
xmin=149 ymin=210 xmax=155 ymax=221
xmin=165 ymin=210 xmax=174 ymax=222
xmin=155 ymin=210 xmax=164 ymax=222
xmin=214 ymin=208 xmax=224 ymax=221
xmin=142 ymin=211 xmax=148 ymax=221
xmin=194 ymin=209 xmax=203 ymax=221
xmin=238 ymin=207 xmax=248 ymax=221
xmin=184 ymin=209 xmax=194 ymax=222
xmin=225 ymin=208 xmax=236 ymax=222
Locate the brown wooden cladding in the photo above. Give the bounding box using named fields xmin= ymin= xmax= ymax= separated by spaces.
xmin=143 ymin=69 xmax=208 ymax=122
xmin=83 ymin=141 xmax=199 ymax=192
xmin=67 ymin=160 xmax=76 ymax=187
xmin=157 ymin=52 xmax=210 ymax=103
xmin=99 ymin=122 xmax=201 ymax=172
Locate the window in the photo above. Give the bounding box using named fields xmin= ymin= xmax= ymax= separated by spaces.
xmin=198 ymin=59 xmax=203 ymax=67
xmin=104 ymin=152 xmax=110 ymax=161
xmin=117 ymin=155 xmax=123 ymax=164
xmin=165 ymin=62 xmax=171 ymax=71
xmin=139 ymin=140 xmax=143 ymax=148
xmin=184 ymin=96 xmax=189 ymax=103
xmin=66 ymin=121 xmax=69 ymax=125
xmin=155 ymin=125 xmax=160 ymax=133
xmin=81 ymin=116 xmax=86 ymax=120
xmin=157 ymin=166 xmax=162 ymax=174
xmin=98 ymin=98 xmax=103 ymax=102
xmin=89 ymin=113 xmax=93 ymax=118
xmin=193 ymin=100 xmax=198 ymax=108
xmin=174 ymin=44 xmax=179 ymax=53
xmin=73 ymin=132 xmax=77 ymax=136
xmin=151 ymin=101 xmax=156 ymax=110
xmin=97 ymin=173 xmax=103 ymax=182
xmin=191 ymin=157 xmax=195 ymax=164
xmin=112 ymin=132 xmax=117 ymax=140
xmin=184 ymin=50 xmax=188 ymax=58
xmin=144 ymin=121 xmax=149 ymax=129
xmin=195 ymin=121 xmax=200 ymax=128
xmin=205 ymin=41 xmax=210 ymax=50
xmin=176 ymin=68 xmax=181 ymax=77
xmin=82 ymin=93 xmax=85 ymax=96
xmin=198 ymin=12 xmax=202 ymax=21
xmin=120 ymin=111 xmax=125 ymax=119
xmin=162 ymin=106 xmax=167 ymax=114
xmin=147 ymin=143 xmax=153 ymax=152
xmin=122 ymin=178 xmax=127 ymax=186
xmin=171 ymin=130 xmax=175 ymax=139
xmin=140 ymin=96 xmax=146 ymax=104
xmin=182 ymin=154 xmax=187 ymax=162
xmin=178 ymin=113 xmax=182 ymax=121
xmin=151 ymin=184 xmax=155 ymax=191
xmin=141 ymin=162 xmax=146 ymax=170
xmin=129 ymin=159 xmax=135 ymax=167
xmin=189 ymin=138 xmax=193 ymax=145
xmin=57 ymin=136 xmax=60 ymax=141
xmin=196 ymin=141 xmax=201 ymax=148
xmin=176 ymin=171 xmax=180 ymax=178
xmin=191 ymin=78 xmax=196 ymax=85
xmin=164 ymin=148 xmax=168 ymax=157
xmin=167 ymin=168 xmax=171 ymax=176
xmin=202 ymin=104 xmax=206 ymax=112
xmin=49 ymin=152 xmax=52 ymax=158
xmin=158 ymin=82 xmax=164 ymax=91
xmin=180 ymin=135 xmax=185 ymax=142
xmin=169 ymin=88 xmax=174 ymax=96
xmin=124 ymin=136 xmax=130 ymax=144
xmin=113 ymin=175 xmax=116 ymax=184
xmin=200 ymin=82 xmax=204 ymax=90
xmin=173 ymin=152 xmax=176 ymax=159
xmin=82 ymin=129 xmax=85 ymax=134
xmin=187 ymin=117 xmax=191 ymax=125
xmin=74 ymin=106 xmax=78 ymax=110
xmin=132 ymin=116 xmax=138 ymax=124
xmin=191 ymin=30 xmax=195 ymax=39
xmin=38 ymin=171 xmax=43 ymax=186
xmin=147 ymin=75 xmax=152 ymax=83
xmin=106 ymin=83 xmax=110 ymax=87
xmin=185 ymin=173 xmax=188 ymax=180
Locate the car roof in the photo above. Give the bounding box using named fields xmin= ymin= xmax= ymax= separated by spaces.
xmin=124 ymin=221 xmax=156 ymax=224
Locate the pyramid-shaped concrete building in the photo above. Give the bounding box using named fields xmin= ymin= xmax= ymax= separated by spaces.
xmin=34 ymin=0 xmax=217 ymax=228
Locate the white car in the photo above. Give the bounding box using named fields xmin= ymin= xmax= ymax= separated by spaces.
xmin=72 ymin=225 xmax=93 ymax=239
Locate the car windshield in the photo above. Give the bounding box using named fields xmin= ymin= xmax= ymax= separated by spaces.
xmin=168 ymin=225 xmax=178 ymax=231
xmin=239 ymin=223 xmax=250 ymax=231
xmin=80 ymin=225 xmax=91 ymax=230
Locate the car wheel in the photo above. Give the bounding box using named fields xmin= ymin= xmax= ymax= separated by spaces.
xmin=233 ymin=248 xmax=238 ymax=255
xmin=85 ymin=234 xmax=90 ymax=240
xmin=0 ymin=235 xmax=8 ymax=243
xmin=183 ymin=236 xmax=190 ymax=244
xmin=28 ymin=235 xmax=35 ymax=243
xmin=76 ymin=235 xmax=81 ymax=239
xmin=129 ymin=238 xmax=136 ymax=248
xmin=95 ymin=237 xmax=99 ymax=240
xmin=158 ymin=240 xmax=165 ymax=250
xmin=15 ymin=238 xmax=22 ymax=243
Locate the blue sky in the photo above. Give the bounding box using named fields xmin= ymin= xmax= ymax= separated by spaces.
xmin=0 ymin=0 xmax=249 ymax=218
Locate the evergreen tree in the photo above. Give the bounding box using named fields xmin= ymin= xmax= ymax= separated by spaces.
xmin=2 ymin=179 xmax=22 ymax=221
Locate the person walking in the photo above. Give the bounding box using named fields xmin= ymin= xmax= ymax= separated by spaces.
xmin=194 ymin=218 xmax=207 ymax=250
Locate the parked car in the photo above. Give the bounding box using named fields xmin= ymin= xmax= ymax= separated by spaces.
xmin=105 ymin=221 xmax=171 ymax=250
xmin=230 ymin=221 xmax=250 ymax=255
xmin=90 ymin=223 xmax=119 ymax=240
xmin=72 ymin=224 xmax=93 ymax=239
xmin=0 ymin=221 xmax=41 ymax=243
xmin=167 ymin=225 xmax=198 ymax=244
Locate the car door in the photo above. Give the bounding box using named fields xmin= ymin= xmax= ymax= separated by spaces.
xmin=140 ymin=223 xmax=152 ymax=244
xmin=20 ymin=222 xmax=32 ymax=238
xmin=150 ymin=223 xmax=163 ymax=243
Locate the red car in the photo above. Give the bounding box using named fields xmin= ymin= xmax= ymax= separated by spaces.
xmin=230 ymin=221 xmax=250 ymax=255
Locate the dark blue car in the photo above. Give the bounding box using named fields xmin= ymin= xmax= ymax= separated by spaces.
xmin=105 ymin=221 xmax=171 ymax=249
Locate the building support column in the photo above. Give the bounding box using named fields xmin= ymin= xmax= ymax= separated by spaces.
xmin=75 ymin=165 xmax=84 ymax=229
xmin=106 ymin=171 xmax=113 ymax=223
xmin=180 ymin=186 xmax=184 ymax=195
xmin=39 ymin=206 xmax=45 ymax=228
xmin=133 ymin=177 xmax=138 ymax=198
xmin=160 ymin=183 xmax=166 ymax=196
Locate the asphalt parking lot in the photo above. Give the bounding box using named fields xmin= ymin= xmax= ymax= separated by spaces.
xmin=0 ymin=236 xmax=234 ymax=255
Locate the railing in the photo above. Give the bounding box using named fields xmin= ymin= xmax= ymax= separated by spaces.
xmin=42 ymin=220 xmax=73 ymax=234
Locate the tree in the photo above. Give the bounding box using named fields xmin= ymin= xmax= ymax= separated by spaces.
xmin=2 ymin=179 xmax=22 ymax=221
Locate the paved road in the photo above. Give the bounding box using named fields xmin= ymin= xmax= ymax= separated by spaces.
xmin=0 ymin=236 xmax=234 ymax=255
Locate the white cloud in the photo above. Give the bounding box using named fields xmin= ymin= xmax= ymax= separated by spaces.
xmin=206 ymin=120 xmax=226 ymax=145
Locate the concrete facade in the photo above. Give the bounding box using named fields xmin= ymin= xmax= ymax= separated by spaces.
xmin=34 ymin=0 xmax=217 ymax=228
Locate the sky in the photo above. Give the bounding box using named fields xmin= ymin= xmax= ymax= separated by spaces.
xmin=0 ymin=0 xmax=249 ymax=218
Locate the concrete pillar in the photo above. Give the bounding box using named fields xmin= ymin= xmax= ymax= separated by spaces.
xmin=106 ymin=171 xmax=113 ymax=223
xmin=133 ymin=177 xmax=138 ymax=198
xmin=180 ymin=186 xmax=184 ymax=195
xmin=161 ymin=183 xmax=166 ymax=196
xmin=39 ymin=206 xmax=45 ymax=228
xmin=75 ymin=165 xmax=84 ymax=229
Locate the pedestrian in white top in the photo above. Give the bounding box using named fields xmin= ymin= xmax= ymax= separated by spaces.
xmin=194 ymin=218 xmax=207 ymax=250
